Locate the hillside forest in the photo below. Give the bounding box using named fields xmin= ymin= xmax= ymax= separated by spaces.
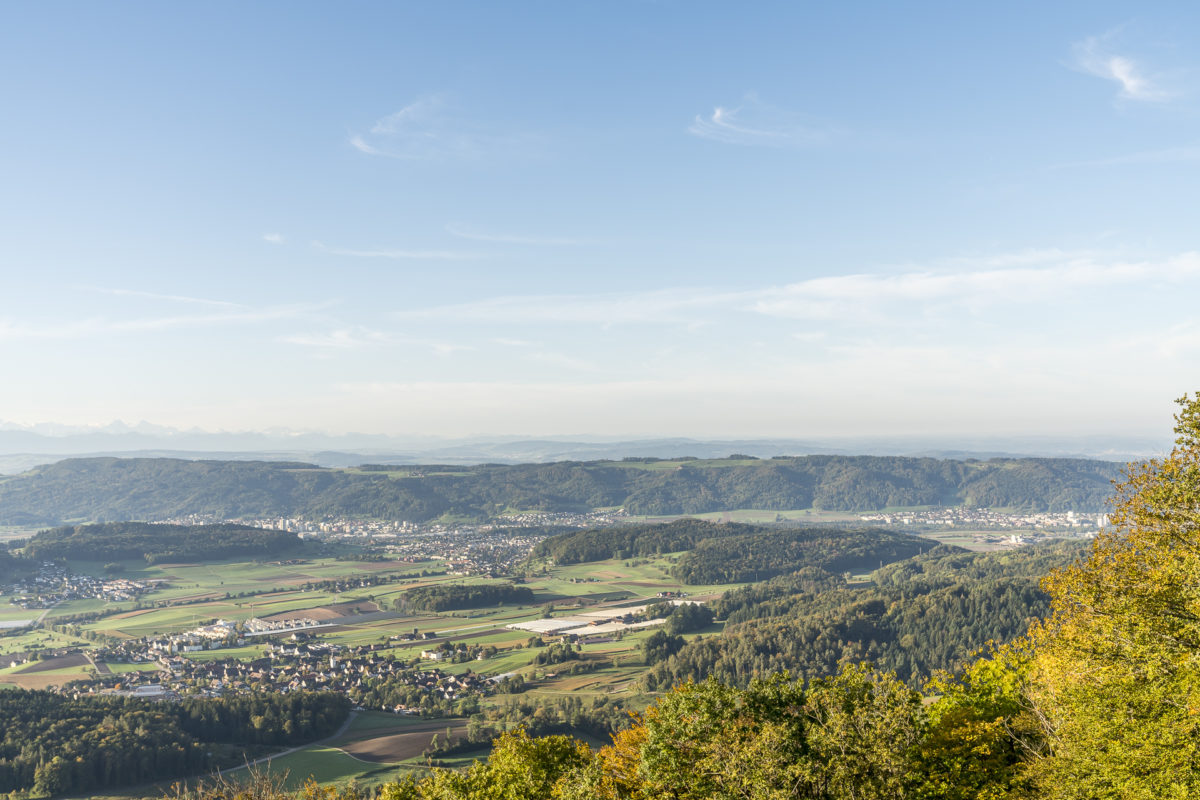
xmin=0 ymin=454 xmax=1122 ymax=526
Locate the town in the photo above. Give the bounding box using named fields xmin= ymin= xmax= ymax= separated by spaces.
xmin=157 ymin=512 xmax=629 ymax=575
xmin=858 ymin=507 xmax=1109 ymax=533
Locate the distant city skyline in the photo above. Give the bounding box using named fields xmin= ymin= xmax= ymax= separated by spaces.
xmin=3 ymin=3 xmax=1198 ymax=439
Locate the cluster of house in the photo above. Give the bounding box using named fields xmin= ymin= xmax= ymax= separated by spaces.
xmin=487 ymin=508 xmax=630 ymax=528
xmin=243 ymin=616 xmax=329 ymax=637
xmin=107 ymin=617 xmax=330 ymax=657
xmin=160 ymin=508 xmax=629 ymax=577
xmin=283 ymin=525 xmax=550 ymax=576
xmin=7 ymin=563 xmax=159 ymax=608
xmin=82 ymin=640 xmax=493 ymax=709
xmin=858 ymin=508 xmax=1108 ymax=532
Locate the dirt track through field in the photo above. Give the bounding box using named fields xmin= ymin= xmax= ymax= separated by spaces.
xmin=339 ymin=719 xmax=468 ymax=763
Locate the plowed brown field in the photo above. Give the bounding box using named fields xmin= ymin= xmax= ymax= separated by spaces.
xmin=340 ymin=719 xmax=468 ymax=762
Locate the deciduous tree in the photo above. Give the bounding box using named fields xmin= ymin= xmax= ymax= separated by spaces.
xmin=1028 ymin=394 xmax=1200 ymax=798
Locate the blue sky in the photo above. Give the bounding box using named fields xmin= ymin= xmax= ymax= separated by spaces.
xmin=2 ymin=1 xmax=1199 ymax=439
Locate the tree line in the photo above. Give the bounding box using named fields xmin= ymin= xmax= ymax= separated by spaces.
xmin=392 ymin=582 xmax=535 ymax=612
xmin=531 ymin=519 xmax=763 ymax=564
xmin=0 ymin=690 xmax=348 ymax=797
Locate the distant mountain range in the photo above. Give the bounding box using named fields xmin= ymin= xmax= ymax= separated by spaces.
xmin=0 ymin=422 xmax=1167 ymax=475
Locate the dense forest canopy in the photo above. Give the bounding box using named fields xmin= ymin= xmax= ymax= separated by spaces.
xmin=647 ymin=541 xmax=1085 ymax=688
xmin=0 ymin=690 xmax=348 ymax=797
xmin=533 ymin=520 xmax=932 ymax=583
xmin=531 ymin=519 xmax=767 ymax=564
xmin=669 ymin=527 xmax=929 ymax=583
xmin=0 ymin=548 xmax=28 ymax=582
xmin=394 ymin=582 xmax=535 ymax=612
xmin=0 ymin=455 xmax=1124 ymax=525
xmin=24 ymin=522 xmax=300 ymax=564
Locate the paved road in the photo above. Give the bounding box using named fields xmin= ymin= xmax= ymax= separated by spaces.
xmin=34 ymin=602 xmax=59 ymax=625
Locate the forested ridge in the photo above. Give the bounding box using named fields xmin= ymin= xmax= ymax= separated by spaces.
xmin=0 ymin=690 xmax=348 ymax=796
xmin=0 ymin=454 xmax=1123 ymax=525
xmin=669 ymin=526 xmax=929 ymax=583
xmin=534 ymin=519 xmax=933 ymax=582
xmin=24 ymin=522 xmax=300 ymax=563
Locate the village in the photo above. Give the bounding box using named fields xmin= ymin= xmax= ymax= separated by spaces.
xmin=6 ymin=561 xmax=158 ymax=608
xmin=858 ymin=507 xmax=1109 ymax=533
xmin=158 ymin=509 xmax=628 ymax=576
xmin=52 ymin=623 xmax=506 ymax=710
xmin=72 ymin=637 xmax=497 ymax=713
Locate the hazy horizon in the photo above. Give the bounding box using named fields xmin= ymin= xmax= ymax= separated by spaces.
xmin=0 ymin=417 xmax=1176 ymax=448
xmin=0 ymin=420 xmax=1169 ymax=475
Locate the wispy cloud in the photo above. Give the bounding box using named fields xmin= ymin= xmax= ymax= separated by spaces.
xmin=312 ymin=241 xmax=479 ymax=261
xmin=0 ymin=301 xmax=325 ymax=342
xmin=792 ymin=331 xmax=827 ymax=343
xmin=688 ymin=95 xmax=832 ymax=147
xmin=81 ymin=287 xmax=245 ymax=309
xmin=263 ymin=233 xmax=285 ymax=244
xmin=348 ymin=135 xmax=386 ymax=157
xmin=1072 ymin=33 xmax=1173 ymax=103
xmin=393 ymin=287 xmax=744 ymax=325
xmin=524 ymin=352 xmax=601 ymax=372
xmin=279 ymin=327 xmax=473 ymax=357
xmin=277 ymin=328 xmax=391 ymax=350
xmin=444 ymin=224 xmax=586 ymax=246
xmin=349 ymin=94 xmax=539 ymax=160
xmin=1053 ymin=144 xmax=1200 ymax=169
xmin=391 ymin=251 xmax=1200 ymax=326
xmin=369 ymin=96 xmax=445 ymax=136
xmin=110 ymin=303 xmax=322 ymax=332
xmin=749 ymin=252 xmax=1200 ymax=319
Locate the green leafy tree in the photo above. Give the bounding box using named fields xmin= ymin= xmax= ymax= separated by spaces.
xmin=392 ymin=728 xmax=591 ymax=800
xmin=914 ymin=645 xmax=1040 ymax=800
xmin=634 ymin=675 xmax=809 ymax=800
xmin=800 ymin=663 xmax=923 ymax=800
xmin=1027 ymin=393 xmax=1200 ymax=798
